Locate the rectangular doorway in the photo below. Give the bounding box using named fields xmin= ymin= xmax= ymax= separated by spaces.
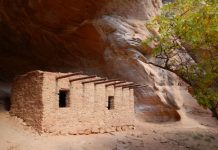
xmin=59 ymin=90 xmax=70 ymax=108
xmin=108 ymin=96 xmax=114 ymax=110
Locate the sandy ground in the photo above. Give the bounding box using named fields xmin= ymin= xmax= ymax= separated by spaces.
xmin=0 ymin=111 xmax=218 ymax=150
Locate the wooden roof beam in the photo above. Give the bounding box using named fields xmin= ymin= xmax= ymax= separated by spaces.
xmin=115 ymin=83 xmax=134 ymax=88
xmin=69 ymin=75 xmax=96 ymax=82
xmin=94 ymin=79 xmax=120 ymax=85
xmin=105 ymin=81 xmax=126 ymax=87
xmin=132 ymin=85 xmax=148 ymax=88
xmin=56 ymin=72 xmax=83 ymax=80
xmin=82 ymin=78 xmax=107 ymax=84
xmin=123 ymin=85 xmax=148 ymax=89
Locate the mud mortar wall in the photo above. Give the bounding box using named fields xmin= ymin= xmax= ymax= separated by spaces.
xmin=10 ymin=71 xmax=44 ymax=132
xmin=10 ymin=71 xmax=135 ymax=135
xmin=42 ymin=72 xmax=135 ymax=135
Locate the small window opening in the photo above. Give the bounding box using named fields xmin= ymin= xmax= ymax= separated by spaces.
xmin=59 ymin=90 xmax=69 ymax=108
xmin=108 ymin=96 xmax=114 ymax=110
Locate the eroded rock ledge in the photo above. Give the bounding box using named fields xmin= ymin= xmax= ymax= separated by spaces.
xmin=0 ymin=0 xmax=202 ymax=122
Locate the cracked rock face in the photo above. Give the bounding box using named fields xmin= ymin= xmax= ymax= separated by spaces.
xmin=0 ymin=0 xmax=200 ymax=122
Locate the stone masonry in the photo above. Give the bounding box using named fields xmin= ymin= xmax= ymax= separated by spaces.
xmin=10 ymin=70 xmax=136 ymax=135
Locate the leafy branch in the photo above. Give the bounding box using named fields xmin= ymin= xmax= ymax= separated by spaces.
xmin=144 ymin=0 xmax=218 ymax=119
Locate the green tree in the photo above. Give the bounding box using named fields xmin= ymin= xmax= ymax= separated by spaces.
xmin=144 ymin=0 xmax=218 ymax=118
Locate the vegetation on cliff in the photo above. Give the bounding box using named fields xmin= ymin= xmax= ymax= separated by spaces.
xmin=145 ymin=0 xmax=218 ymax=118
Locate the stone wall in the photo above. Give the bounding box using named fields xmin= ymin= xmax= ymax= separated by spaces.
xmin=10 ymin=71 xmax=44 ymax=132
xmin=11 ymin=71 xmax=135 ymax=135
xmin=41 ymin=71 xmax=135 ymax=135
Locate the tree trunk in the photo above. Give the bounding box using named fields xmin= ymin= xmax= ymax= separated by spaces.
xmin=210 ymin=107 xmax=218 ymax=120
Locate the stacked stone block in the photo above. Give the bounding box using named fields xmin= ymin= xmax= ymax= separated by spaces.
xmin=10 ymin=70 xmax=135 ymax=135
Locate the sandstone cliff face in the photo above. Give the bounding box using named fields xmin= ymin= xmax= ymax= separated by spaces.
xmin=0 ymin=0 xmax=200 ymax=121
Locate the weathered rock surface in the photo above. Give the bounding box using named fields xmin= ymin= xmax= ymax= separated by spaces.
xmin=0 ymin=0 xmax=205 ymax=122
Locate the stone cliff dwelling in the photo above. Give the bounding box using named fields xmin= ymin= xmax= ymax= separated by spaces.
xmin=10 ymin=70 xmax=144 ymax=135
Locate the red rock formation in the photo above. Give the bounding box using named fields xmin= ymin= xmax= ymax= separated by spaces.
xmin=0 ymin=0 xmax=185 ymax=122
